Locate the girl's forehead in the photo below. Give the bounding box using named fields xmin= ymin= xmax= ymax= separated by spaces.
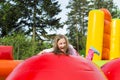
xmin=58 ymin=38 xmax=66 ymax=42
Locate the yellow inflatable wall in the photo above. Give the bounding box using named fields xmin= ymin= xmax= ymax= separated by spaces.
xmin=86 ymin=10 xmax=104 ymax=60
xmin=110 ymin=19 xmax=120 ymax=59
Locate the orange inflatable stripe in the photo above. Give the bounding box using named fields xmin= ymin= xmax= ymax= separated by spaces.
xmin=100 ymin=8 xmax=112 ymax=21
xmin=0 ymin=60 xmax=23 ymax=78
xmin=100 ymin=8 xmax=112 ymax=60
xmin=102 ymin=48 xmax=110 ymax=60
xmin=104 ymin=20 xmax=111 ymax=34
xmin=103 ymin=34 xmax=110 ymax=48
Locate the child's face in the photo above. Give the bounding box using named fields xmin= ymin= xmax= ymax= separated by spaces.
xmin=57 ymin=38 xmax=67 ymax=53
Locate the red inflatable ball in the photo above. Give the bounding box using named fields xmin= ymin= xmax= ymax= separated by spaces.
xmin=6 ymin=53 xmax=106 ymax=80
xmin=101 ymin=58 xmax=120 ymax=80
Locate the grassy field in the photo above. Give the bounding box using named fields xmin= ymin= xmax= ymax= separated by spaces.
xmin=93 ymin=60 xmax=109 ymax=67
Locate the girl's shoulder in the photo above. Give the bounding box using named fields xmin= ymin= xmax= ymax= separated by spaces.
xmin=68 ymin=44 xmax=80 ymax=56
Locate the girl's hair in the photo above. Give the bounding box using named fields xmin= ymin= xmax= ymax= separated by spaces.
xmin=52 ymin=34 xmax=70 ymax=55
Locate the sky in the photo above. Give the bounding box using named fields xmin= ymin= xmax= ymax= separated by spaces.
xmin=55 ymin=0 xmax=120 ymax=34
xmin=113 ymin=0 xmax=120 ymax=8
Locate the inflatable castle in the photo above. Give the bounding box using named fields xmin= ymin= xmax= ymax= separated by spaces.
xmin=86 ymin=8 xmax=120 ymax=61
xmin=0 ymin=8 xmax=120 ymax=80
xmin=85 ymin=8 xmax=120 ymax=80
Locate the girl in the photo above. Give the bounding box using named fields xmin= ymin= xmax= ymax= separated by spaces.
xmin=38 ymin=34 xmax=99 ymax=60
xmin=38 ymin=34 xmax=79 ymax=56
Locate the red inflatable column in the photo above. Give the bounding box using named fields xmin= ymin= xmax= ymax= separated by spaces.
xmin=0 ymin=46 xmax=13 ymax=60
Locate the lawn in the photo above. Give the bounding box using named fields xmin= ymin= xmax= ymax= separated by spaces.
xmin=93 ymin=60 xmax=109 ymax=67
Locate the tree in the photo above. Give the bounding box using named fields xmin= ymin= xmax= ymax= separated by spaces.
xmin=0 ymin=0 xmax=63 ymax=41
xmin=65 ymin=0 xmax=90 ymax=54
xmin=0 ymin=1 xmax=22 ymax=37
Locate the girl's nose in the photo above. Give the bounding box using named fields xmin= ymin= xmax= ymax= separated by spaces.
xmin=61 ymin=44 xmax=65 ymax=48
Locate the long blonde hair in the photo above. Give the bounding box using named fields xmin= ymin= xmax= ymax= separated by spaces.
xmin=52 ymin=34 xmax=70 ymax=55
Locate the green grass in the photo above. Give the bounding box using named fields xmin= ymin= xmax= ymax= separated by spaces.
xmin=93 ymin=60 xmax=109 ymax=67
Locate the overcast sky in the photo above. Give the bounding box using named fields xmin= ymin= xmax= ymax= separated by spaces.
xmin=113 ymin=0 xmax=120 ymax=8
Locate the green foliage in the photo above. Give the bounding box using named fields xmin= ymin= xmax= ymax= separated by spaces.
xmin=79 ymin=49 xmax=86 ymax=57
xmin=0 ymin=33 xmax=40 ymax=60
xmin=0 ymin=0 xmax=63 ymax=41
xmin=66 ymin=0 xmax=92 ymax=52
xmin=0 ymin=1 xmax=22 ymax=37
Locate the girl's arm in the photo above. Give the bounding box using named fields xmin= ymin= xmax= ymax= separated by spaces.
xmin=37 ymin=48 xmax=53 ymax=55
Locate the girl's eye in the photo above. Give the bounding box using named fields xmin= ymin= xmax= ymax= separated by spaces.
xmin=60 ymin=43 xmax=62 ymax=45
